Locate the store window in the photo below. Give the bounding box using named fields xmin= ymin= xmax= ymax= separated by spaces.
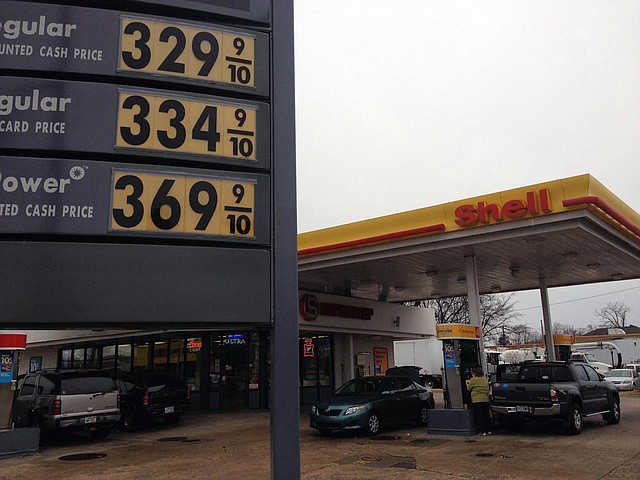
xmin=118 ymin=343 xmax=132 ymax=372
xmin=168 ymin=338 xmax=185 ymax=376
xmin=185 ymin=337 xmax=202 ymax=392
xmin=61 ymin=349 xmax=72 ymax=369
xmin=300 ymin=335 xmax=333 ymax=388
xmin=133 ymin=340 xmax=150 ymax=371
xmin=153 ymin=340 xmax=168 ymax=372
xmin=102 ymin=345 xmax=116 ymax=372
xmin=86 ymin=347 xmax=99 ymax=369
xmin=73 ymin=348 xmax=85 ymax=369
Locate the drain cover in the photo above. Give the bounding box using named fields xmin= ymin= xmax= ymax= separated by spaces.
xmin=360 ymin=456 xmax=382 ymax=462
xmin=59 ymin=453 xmax=107 ymax=461
xmin=181 ymin=439 xmax=201 ymax=443
xmin=370 ymin=435 xmax=400 ymax=441
xmin=475 ymin=453 xmax=495 ymax=457
xmin=411 ymin=438 xmax=430 ymax=444
xmin=157 ymin=437 xmax=189 ymax=442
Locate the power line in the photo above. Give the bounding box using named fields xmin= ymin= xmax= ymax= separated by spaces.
xmin=515 ymin=285 xmax=640 ymax=313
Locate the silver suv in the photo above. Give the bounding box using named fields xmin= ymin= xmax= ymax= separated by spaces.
xmin=12 ymin=369 xmax=120 ymax=442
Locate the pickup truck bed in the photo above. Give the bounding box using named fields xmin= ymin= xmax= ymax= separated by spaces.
xmin=490 ymin=361 xmax=620 ymax=434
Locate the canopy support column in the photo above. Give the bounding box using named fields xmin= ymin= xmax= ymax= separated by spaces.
xmin=540 ymin=277 xmax=556 ymax=361
xmin=465 ymin=255 xmax=487 ymax=373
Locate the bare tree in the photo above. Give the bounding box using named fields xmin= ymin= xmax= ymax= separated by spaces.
xmin=416 ymin=293 xmax=521 ymax=341
xmin=552 ymin=322 xmax=585 ymax=337
xmin=508 ymin=323 xmax=543 ymax=344
xmin=594 ymin=302 xmax=630 ymax=328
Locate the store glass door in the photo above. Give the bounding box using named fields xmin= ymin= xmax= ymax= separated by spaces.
xmin=209 ymin=333 xmax=248 ymax=410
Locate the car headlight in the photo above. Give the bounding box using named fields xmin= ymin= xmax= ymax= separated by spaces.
xmin=344 ymin=404 xmax=367 ymax=416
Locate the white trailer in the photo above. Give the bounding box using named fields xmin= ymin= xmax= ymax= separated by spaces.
xmin=393 ymin=337 xmax=443 ymax=387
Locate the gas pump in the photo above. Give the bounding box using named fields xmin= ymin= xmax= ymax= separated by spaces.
xmin=437 ymin=324 xmax=482 ymax=409
xmin=427 ymin=324 xmax=482 ymax=435
xmin=553 ymin=334 xmax=574 ymax=361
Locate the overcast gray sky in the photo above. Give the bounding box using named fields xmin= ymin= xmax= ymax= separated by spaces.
xmin=293 ymin=1 xmax=640 ymax=331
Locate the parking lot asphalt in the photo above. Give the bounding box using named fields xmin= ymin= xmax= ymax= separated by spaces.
xmin=2 ymin=389 xmax=640 ymax=480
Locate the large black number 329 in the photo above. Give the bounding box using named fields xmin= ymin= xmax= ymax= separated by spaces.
xmin=122 ymin=21 xmax=220 ymax=77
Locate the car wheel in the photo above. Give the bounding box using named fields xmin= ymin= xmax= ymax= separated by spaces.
xmin=422 ymin=377 xmax=435 ymax=388
xmin=566 ymin=403 xmax=583 ymax=435
xmin=89 ymin=427 xmax=110 ymax=439
xmin=164 ymin=413 xmax=181 ymax=424
xmin=416 ymin=404 xmax=429 ymax=426
xmin=604 ymin=396 xmax=621 ymax=425
xmin=365 ymin=412 xmax=381 ymax=436
xmin=122 ymin=408 xmax=137 ymax=432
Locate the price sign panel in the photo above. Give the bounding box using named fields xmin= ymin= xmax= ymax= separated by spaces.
xmin=0 ymin=2 xmax=269 ymax=96
xmin=115 ymin=91 xmax=257 ymax=161
xmin=0 ymin=156 xmax=270 ymax=244
xmin=110 ymin=170 xmax=256 ymax=238
xmin=119 ymin=18 xmax=257 ymax=89
xmin=0 ymin=77 xmax=270 ymax=170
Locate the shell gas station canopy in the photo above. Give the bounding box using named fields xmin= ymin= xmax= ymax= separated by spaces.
xmin=298 ymin=174 xmax=640 ymax=303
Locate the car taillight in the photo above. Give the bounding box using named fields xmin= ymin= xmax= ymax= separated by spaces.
xmin=52 ymin=399 xmax=61 ymax=415
xmin=143 ymin=392 xmax=149 ymax=406
xmin=550 ymin=386 xmax=558 ymax=402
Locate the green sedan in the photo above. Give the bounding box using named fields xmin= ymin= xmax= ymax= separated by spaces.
xmin=310 ymin=375 xmax=435 ymax=436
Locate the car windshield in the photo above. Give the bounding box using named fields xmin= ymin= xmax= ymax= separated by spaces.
xmin=607 ymin=370 xmax=631 ymax=377
xmin=334 ymin=378 xmax=383 ymax=396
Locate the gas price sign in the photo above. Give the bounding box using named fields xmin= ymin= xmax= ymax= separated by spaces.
xmin=119 ymin=17 xmax=257 ymax=88
xmin=110 ymin=170 xmax=256 ymax=238
xmin=115 ymin=91 xmax=257 ymax=160
xmin=0 ymin=77 xmax=270 ymax=170
xmin=0 ymin=156 xmax=269 ymax=243
xmin=0 ymin=2 xmax=269 ymax=96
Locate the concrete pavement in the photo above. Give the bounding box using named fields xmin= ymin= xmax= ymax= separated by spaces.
xmin=1 ymin=389 xmax=639 ymax=479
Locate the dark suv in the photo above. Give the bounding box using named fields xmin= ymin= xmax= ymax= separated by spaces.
xmin=114 ymin=371 xmax=191 ymax=431
xmin=12 ymin=369 xmax=121 ymax=442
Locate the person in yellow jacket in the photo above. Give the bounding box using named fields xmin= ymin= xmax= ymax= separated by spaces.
xmin=467 ymin=366 xmax=492 ymax=435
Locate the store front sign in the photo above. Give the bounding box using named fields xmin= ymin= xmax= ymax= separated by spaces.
xmin=454 ymin=189 xmax=552 ymax=227
xmin=299 ymin=294 xmax=374 ymax=322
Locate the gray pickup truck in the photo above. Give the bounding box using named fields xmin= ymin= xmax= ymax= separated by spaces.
xmin=490 ymin=360 xmax=620 ymax=434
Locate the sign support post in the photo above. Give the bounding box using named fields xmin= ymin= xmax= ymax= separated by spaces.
xmin=270 ymin=0 xmax=300 ymax=478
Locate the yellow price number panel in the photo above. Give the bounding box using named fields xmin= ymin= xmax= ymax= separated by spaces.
xmin=119 ymin=17 xmax=256 ymax=88
xmin=115 ymin=91 xmax=257 ymax=161
xmin=110 ymin=170 xmax=255 ymax=238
